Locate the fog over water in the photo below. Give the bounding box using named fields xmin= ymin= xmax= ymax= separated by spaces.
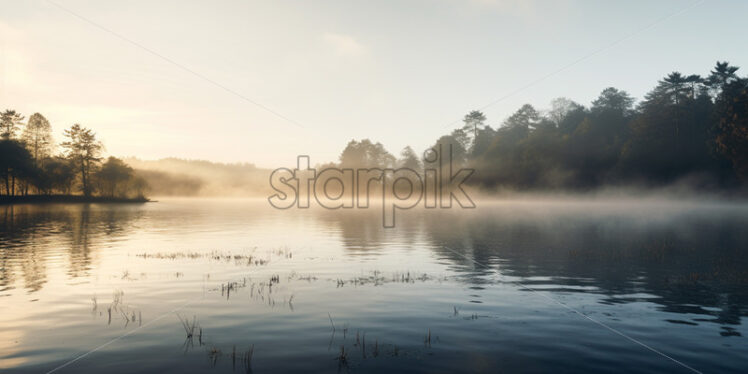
xmin=1 ymin=198 xmax=746 ymax=373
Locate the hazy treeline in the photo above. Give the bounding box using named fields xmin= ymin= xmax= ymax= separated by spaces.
xmin=6 ymin=61 xmax=746 ymax=199
xmin=124 ymin=158 xmax=270 ymax=196
xmin=0 ymin=112 xmax=145 ymax=198
xmin=334 ymin=61 xmax=748 ymax=192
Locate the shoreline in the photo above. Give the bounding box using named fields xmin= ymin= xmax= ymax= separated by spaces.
xmin=0 ymin=195 xmax=151 ymax=205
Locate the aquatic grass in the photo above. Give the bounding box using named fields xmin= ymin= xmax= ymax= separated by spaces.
xmin=120 ymin=309 xmax=130 ymax=327
xmin=112 ymin=289 xmax=124 ymax=308
xmin=362 ymin=333 xmax=366 ymax=359
xmin=328 ymin=313 xmax=336 ymax=332
xmin=207 ymin=346 xmax=221 ymax=367
xmin=134 ymin=247 xmax=291 ymax=268
xmin=231 ymin=346 xmax=237 ymax=371
xmin=336 ymin=345 xmax=348 ymax=364
xmin=335 ymin=270 xmax=448 ymax=288
xmin=94 ymin=289 xmax=142 ymax=327
xmin=177 ymin=314 xmax=199 ymax=339
xmin=241 ymin=345 xmax=254 ymax=373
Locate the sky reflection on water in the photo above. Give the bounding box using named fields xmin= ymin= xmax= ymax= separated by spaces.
xmin=1 ymin=198 xmax=747 ymax=373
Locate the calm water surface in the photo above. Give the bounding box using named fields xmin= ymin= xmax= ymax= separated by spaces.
xmin=1 ymin=198 xmax=747 ymax=373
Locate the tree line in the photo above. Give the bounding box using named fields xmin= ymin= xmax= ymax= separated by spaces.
xmin=338 ymin=61 xmax=748 ymax=191
xmin=0 ymin=112 xmax=146 ymax=198
xmin=5 ymin=61 xmax=746 ymax=198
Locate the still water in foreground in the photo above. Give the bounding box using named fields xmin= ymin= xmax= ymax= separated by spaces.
xmin=1 ymin=198 xmax=747 ymax=373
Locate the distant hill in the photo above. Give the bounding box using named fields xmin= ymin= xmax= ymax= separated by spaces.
xmin=124 ymin=158 xmax=272 ymax=197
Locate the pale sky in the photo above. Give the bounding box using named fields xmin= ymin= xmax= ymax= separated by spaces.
xmin=1 ymin=0 xmax=747 ymax=167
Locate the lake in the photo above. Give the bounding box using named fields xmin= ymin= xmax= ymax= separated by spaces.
xmin=1 ymin=198 xmax=747 ymax=373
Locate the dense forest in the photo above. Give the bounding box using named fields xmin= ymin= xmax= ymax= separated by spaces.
xmin=338 ymin=61 xmax=748 ymax=192
xmin=0 ymin=113 xmax=145 ymax=199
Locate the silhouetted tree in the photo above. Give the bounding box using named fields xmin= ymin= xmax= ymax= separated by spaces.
xmin=339 ymin=139 xmax=396 ymax=168
xmin=504 ymin=104 xmax=540 ymax=137
xmin=471 ymin=126 xmax=497 ymax=158
xmin=398 ymin=146 xmax=422 ymax=170
xmin=61 ymin=124 xmax=103 ymax=197
xmin=462 ymin=110 xmax=487 ymax=148
xmin=22 ymin=113 xmax=53 ymax=167
xmin=38 ymin=157 xmax=76 ymax=194
xmin=430 ymin=129 xmax=469 ymax=167
xmin=714 ymin=77 xmax=748 ymax=181
xmin=705 ymin=61 xmax=740 ymax=95
xmin=0 ymin=140 xmax=34 ymax=195
xmin=592 ymin=87 xmax=634 ymax=115
xmin=1 ymin=110 xmax=24 ymax=140
xmin=95 ymin=156 xmax=134 ymax=197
